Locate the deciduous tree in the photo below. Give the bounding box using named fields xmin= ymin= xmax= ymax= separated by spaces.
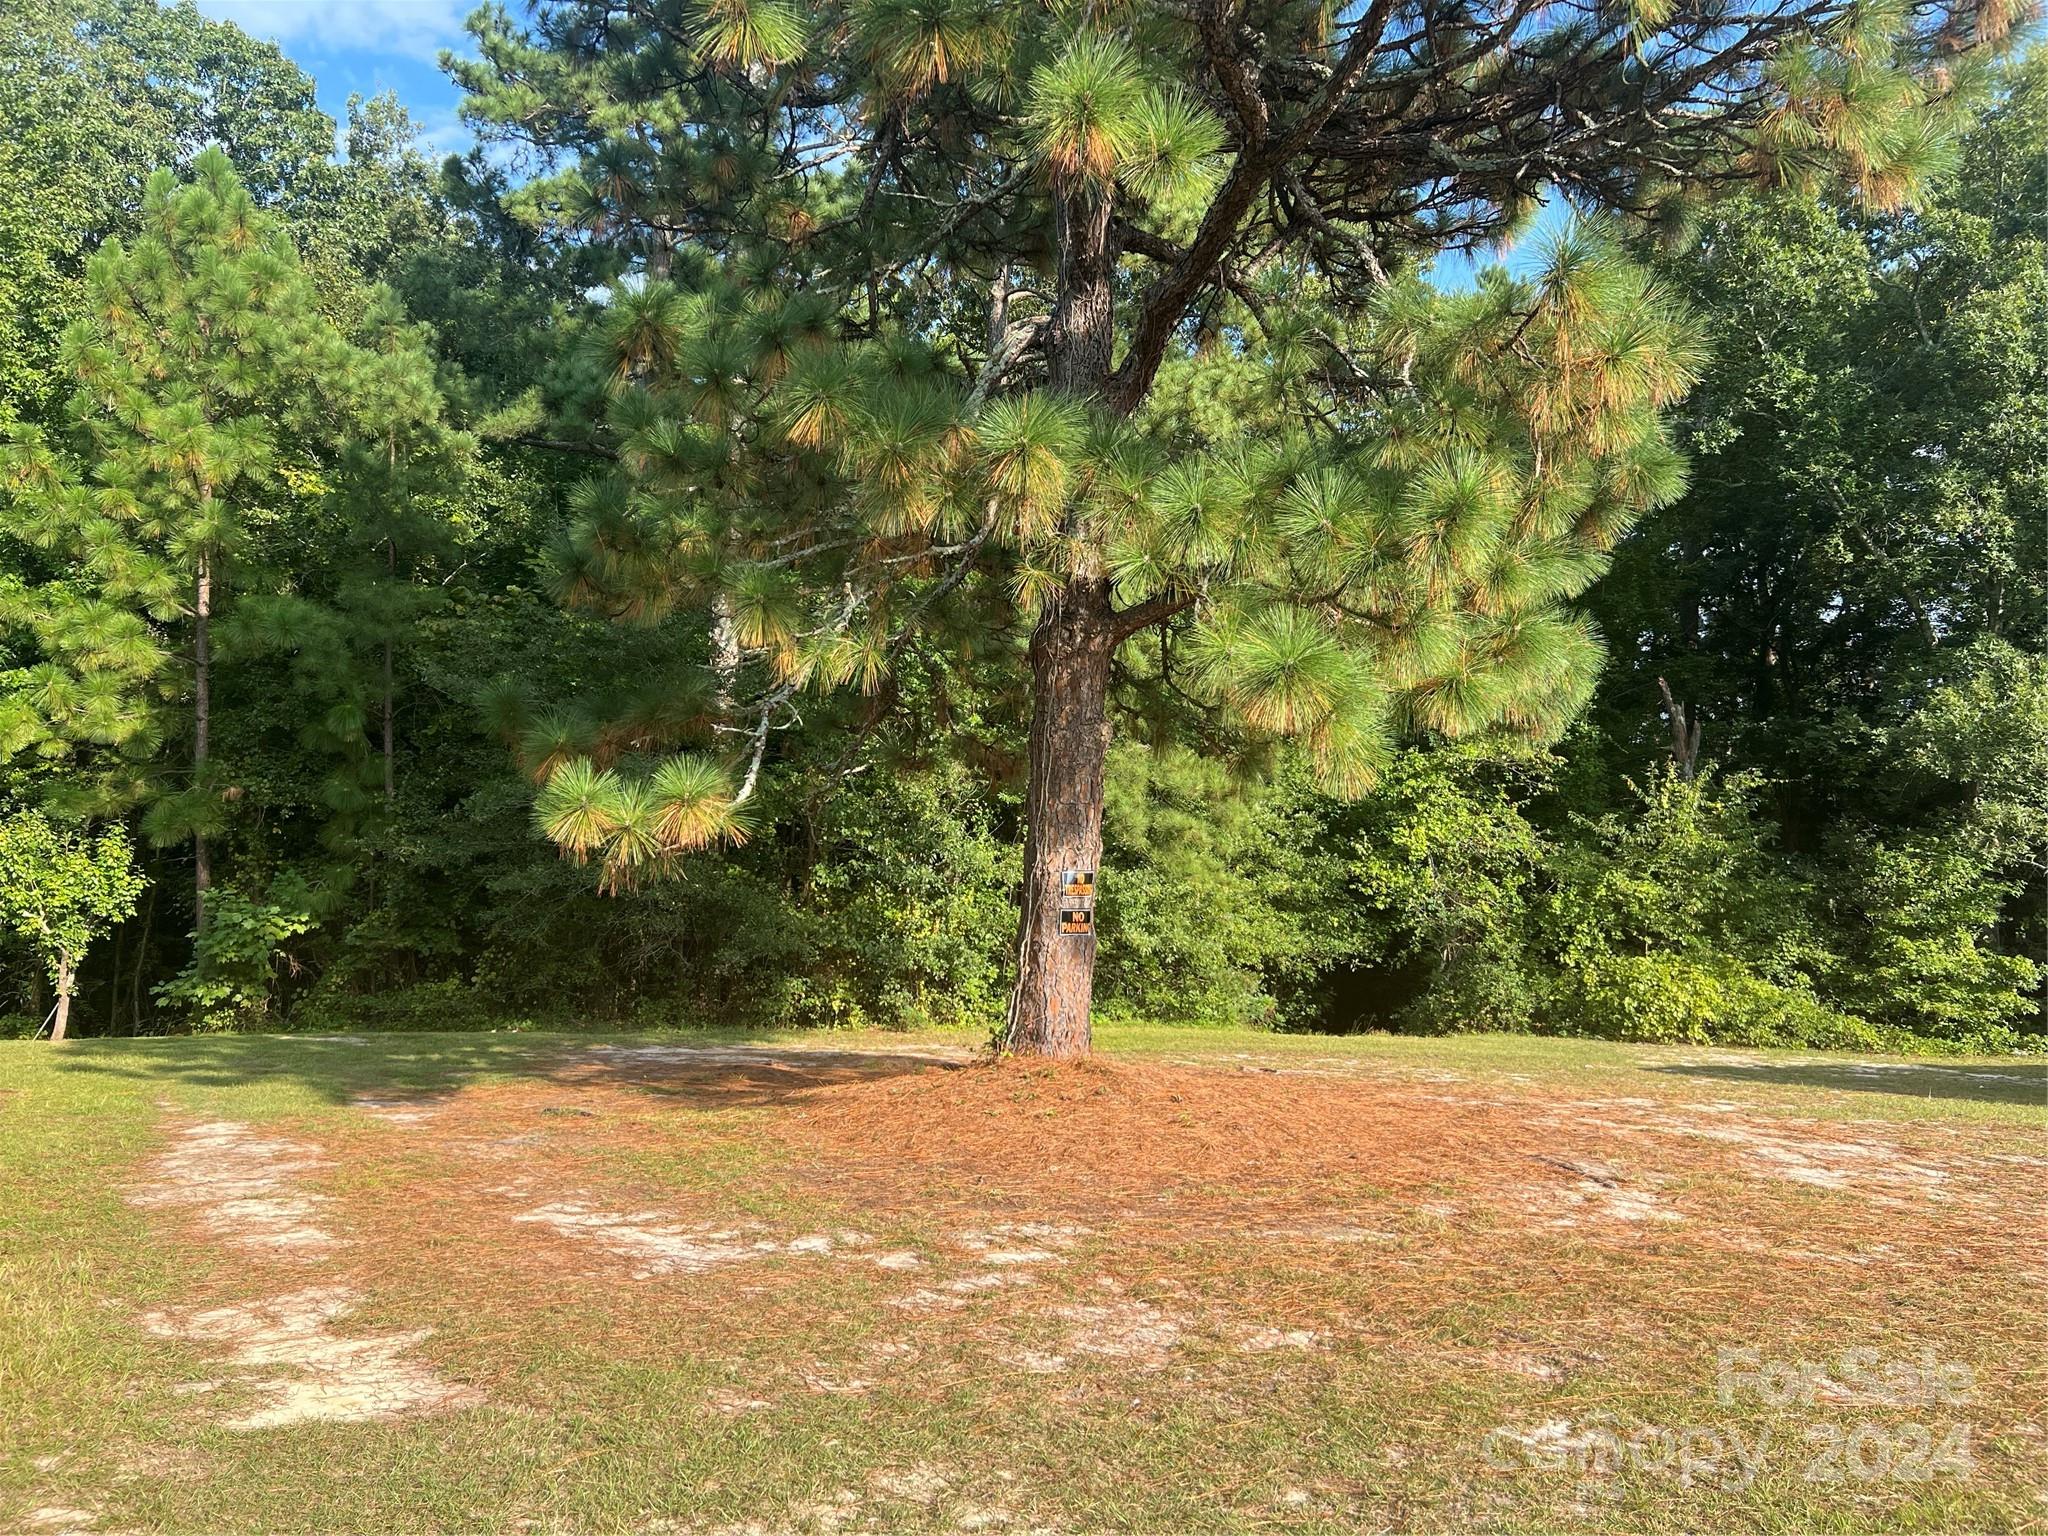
xmin=0 ymin=810 xmax=144 ymax=1040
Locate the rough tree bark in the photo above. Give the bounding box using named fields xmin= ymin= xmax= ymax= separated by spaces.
xmin=710 ymin=593 xmax=743 ymax=712
xmin=1045 ymin=193 xmax=1117 ymax=396
xmin=1003 ymin=190 xmax=1121 ymax=1057
xmin=1656 ymin=676 xmax=1702 ymax=780
xmin=1002 ymin=577 xmax=1116 ymax=1056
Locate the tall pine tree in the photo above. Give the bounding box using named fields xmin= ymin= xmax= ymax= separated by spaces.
xmin=0 ymin=151 xmax=458 ymax=946
xmin=460 ymin=0 xmax=2027 ymax=1055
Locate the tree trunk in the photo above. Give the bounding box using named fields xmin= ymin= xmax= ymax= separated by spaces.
xmin=382 ymin=638 xmax=395 ymax=800
xmin=108 ymin=920 xmax=123 ymax=1033
xmin=131 ymin=879 xmax=155 ymax=1033
xmin=1046 ymin=192 xmax=1116 ymax=397
xmin=1001 ymin=185 xmax=1123 ymax=1057
xmin=1002 ymin=578 xmax=1115 ymax=1058
xmin=382 ymin=538 xmax=397 ymax=802
xmin=1656 ymin=676 xmax=1702 ymax=780
xmin=50 ymin=953 xmax=74 ymax=1042
xmin=193 ymin=553 xmax=212 ymax=937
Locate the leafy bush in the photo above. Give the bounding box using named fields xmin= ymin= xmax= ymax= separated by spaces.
xmin=1821 ymin=643 xmax=2048 ymax=1044
xmin=155 ymin=884 xmax=316 ymax=1031
xmin=1094 ymin=744 xmax=1299 ymax=1029
xmin=1544 ymin=953 xmax=1883 ymax=1049
xmin=1828 ymin=832 xmax=2041 ymax=1043
xmin=784 ymin=765 xmax=1016 ymax=1031
xmin=1329 ymin=742 xmax=1552 ymax=1034
xmin=1539 ymin=766 xmax=1830 ymax=985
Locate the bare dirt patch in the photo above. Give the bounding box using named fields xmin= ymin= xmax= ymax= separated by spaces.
xmin=1569 ymin=1105 xmax=1973 ymax=1206
xmin=510 ymin=1200 xmax=871 ymax=1278
xmin=130 ymin=1121 xmax=339 ymax=1256
xmin=141 ymin=1287 xmax=479 ymax=1430
xmin=952 ymin=1222 xmax=1088 ymax=1266
xmin=1234 ymin=1324 xmax=1319 ymax=1352
xmin=1050 ymin=1296 xmax=1187 ymax=1367
xmin=1530 ymin=1156 xmax=1682 ymax=1227
xmin=127 ymin=1116 xmax=478 ymax=1431
xmin=870 ymin=1463 xmax=951 ymax=1503
xmin=352 ymin=1095 xmax=443 ymax=1126
xmin=21 ymin=1508 xmax=99 ymax=1534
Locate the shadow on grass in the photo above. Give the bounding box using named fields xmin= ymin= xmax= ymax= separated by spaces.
xmin=1646 ymin=1059 xmax=2048 ymax=1107
xmin=49 ymin=1032 xmax=963 ymax=1111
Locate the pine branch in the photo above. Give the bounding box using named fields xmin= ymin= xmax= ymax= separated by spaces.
xmin=511 ymin=433 xmax=615 ymax=459
xmin=1112 ymin=591 xmax=1200 ymax=643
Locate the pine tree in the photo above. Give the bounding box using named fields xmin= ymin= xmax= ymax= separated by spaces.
xmin=461 ymin=0 xmax=2027 ymax=1056
xmin=0 ymin=151 xmax=455 ymax=942
xmin=229 ymin=286 xmax=471 ymax=841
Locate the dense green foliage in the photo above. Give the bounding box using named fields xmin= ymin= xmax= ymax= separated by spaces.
xmin=0 ymin=4 xmax=2039 ymax=1050
xmin=449 ymin=0 xmax=2006 ymax=1058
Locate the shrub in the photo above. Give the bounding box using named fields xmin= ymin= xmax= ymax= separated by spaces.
xmin=291 ymin=978 xmax=526 ymax=1033
xmin=792 ymin=765 xmax=1016 ymax=1030
xmin=1093 ymin=743 xmax=1298 ymax=1029
xmin=1545 ymin=953 xmax=1884 ymax=1049
xmin=155 ymin=883 xmax=316 ymax=1031
xmin=1538 ymin=766 xmax=1829 ymax=984
xmin=1826 ymin=832 xmax=2042 ymax=1043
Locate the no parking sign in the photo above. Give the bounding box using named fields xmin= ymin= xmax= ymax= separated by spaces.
xmin=1059 ymin=869 xmax=1096 ymax=937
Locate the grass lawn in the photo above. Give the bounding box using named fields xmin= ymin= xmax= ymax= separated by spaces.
xmin=2 ymin=1024 xmax=2042 ymax=1534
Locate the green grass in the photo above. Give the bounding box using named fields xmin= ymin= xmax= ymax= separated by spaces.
xmin=1097 ymin=1022 xmax=2048 ymax=1123
xmin=1 ymin=1024 xmax=2040 ymax=1534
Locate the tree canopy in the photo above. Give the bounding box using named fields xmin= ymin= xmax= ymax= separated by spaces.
xmin=0 ymin=0 xmax=2039 ymax=1053
xmin=453 ymin=0 xmax=2026 ymax=1053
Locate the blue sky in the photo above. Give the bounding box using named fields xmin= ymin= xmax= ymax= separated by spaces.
xmin=190 ymin=1 xmax=479 ymax=156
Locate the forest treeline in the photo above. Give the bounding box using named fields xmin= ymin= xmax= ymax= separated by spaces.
xmin=1 ymin=0 xmax=2042 ymax=1051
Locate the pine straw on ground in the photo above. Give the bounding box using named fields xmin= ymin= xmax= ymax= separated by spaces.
xmin=305 ymin=1048 xmax=2048 ymax=1279
xmin=110 ymin=1047 xmax=2048 ymax=1526
xmin=297 ymin=1051 xmax=2046 ymax=1375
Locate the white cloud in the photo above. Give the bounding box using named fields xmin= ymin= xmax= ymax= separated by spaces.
xmin=404 ymin=103 xmax=481 ymax=158
xmin=189 ymin=0 xmax=474 ymax=64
